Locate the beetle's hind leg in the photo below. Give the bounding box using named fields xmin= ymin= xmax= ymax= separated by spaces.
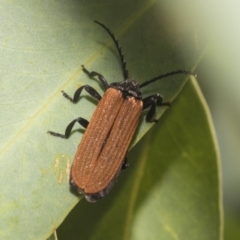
xmin=82 ymin=65 xmax=109 ymax=89
xmin=48 ymin=117 xmax=89 ymax=139
xmin=142 ymin=94 xmax=170 ymax=123
xmin=121 ymin=156 xmax=129 ymax=169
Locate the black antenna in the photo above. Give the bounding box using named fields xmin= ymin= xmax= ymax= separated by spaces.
xmin=94 ymin=20 xmax=128 ymax=80
xmin=139 ymin=70 xmax=196 ymax=88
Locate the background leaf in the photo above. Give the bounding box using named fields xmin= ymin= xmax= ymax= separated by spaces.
xmin=0 ymin=1 xmax=218 ymax=240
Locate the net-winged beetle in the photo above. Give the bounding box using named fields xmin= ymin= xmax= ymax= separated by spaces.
xmin=48 ymin=20 xmax=195 ymax=202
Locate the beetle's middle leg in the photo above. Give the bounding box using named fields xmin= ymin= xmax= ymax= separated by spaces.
xmin=48 ymin=117 xmax=89 ymax=139
xmin=142 ymin=94 xmax=170 ymax=123
xmin=62 ymin=84 xmax=101 ymax=103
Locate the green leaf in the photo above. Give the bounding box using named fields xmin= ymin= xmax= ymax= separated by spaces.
xmin=224 ymin=213 xmax=240 ymax=240
xmin=0 ymin=1 xmax=217 ymax=240
xmin=46 ymin=232 xmax=57 ymax=240
xmin=57 ymin=79 xmax=222 ymax=240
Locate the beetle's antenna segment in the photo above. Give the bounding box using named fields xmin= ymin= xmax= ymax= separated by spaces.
xmin=139 ymin=70 xmax=196 ymax=88
xmin=94 ymin=20 xmax=128 ymax=80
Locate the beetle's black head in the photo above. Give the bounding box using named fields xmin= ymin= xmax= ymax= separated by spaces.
xmin=110 ymin=79 xmax=142 ymax=99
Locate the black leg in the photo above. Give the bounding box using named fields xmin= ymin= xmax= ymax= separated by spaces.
xmin=142 ymin=94 xmax=170 ymax=123
xmin=121 ymin=156 xmax=129 ymax=169
xmin=48 ymin=117 xmax=89 ymax=139
xmin=62 ymin=84 xmax=101 ymax=103
xmin=82 ymin=65 xmax=109 ymax=89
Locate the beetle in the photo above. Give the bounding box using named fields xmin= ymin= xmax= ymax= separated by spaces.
xmin=48 ymin=20 xmax=195 ymax=202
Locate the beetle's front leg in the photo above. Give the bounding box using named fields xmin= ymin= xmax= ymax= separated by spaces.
xmin=82 ymin=65 xmax=109 ymax=89
xmin=142 ymin=94 xmax=170 ymax=123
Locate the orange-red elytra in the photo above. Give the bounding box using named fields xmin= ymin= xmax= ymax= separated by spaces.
xmin=48 ymin=20 xmax=195 ymax=202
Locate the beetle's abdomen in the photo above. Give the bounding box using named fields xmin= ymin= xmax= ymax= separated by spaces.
xmin=85 ymin=96 xmax=143 ymax=194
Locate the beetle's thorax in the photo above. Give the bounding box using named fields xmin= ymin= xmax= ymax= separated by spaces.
xmin=109 ymin=78 xmax=142 ymax=99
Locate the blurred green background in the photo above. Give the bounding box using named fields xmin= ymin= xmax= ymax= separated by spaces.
xmin=179 ymin=0 xmax=240 ymax=238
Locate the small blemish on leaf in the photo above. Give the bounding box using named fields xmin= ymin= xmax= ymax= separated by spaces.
xmin=54 ymin=158 xmax=59 ymax=173
xmin=58 ymin=171 xmax=63 ymax=184
xmin=66 ymin=158 xmax=71 ymax=182
xmin=54 ymin=154 xmax=72 ymax=184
